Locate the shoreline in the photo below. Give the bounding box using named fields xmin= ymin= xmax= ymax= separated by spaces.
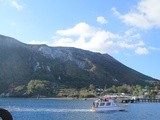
xmin=38 ymin=97 xmax=98 ymax=101
xmin=0 ymin=96 xmax=98 ymax=101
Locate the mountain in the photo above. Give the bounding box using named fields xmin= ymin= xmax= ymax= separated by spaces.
xmin=0 ymin=34 xmax=158 ymax=96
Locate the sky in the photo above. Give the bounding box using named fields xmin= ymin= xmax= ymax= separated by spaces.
xmin=0 ymin=0 xmax=160 ymax=80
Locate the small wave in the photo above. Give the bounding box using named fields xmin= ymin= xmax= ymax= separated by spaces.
xmin=5 ymin=107 xmax=92 ymax=113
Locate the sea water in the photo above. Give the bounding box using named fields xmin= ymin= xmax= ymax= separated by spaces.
xmin=0 ymin=98 xmax=160 ymax=120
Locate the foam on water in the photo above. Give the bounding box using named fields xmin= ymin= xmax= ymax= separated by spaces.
xmin=5 ymin=107 xmax=92 ymax=113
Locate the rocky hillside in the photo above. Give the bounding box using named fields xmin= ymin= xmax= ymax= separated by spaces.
xmin=0 ymin=34 xmax=158 ymax=95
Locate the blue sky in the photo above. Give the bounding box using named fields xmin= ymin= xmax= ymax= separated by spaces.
xmin=0 ymin=0 xmax=160 ymax=80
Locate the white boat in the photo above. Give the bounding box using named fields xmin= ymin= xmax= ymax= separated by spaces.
xmin=92 ymin=99 xmax=126 ymax=112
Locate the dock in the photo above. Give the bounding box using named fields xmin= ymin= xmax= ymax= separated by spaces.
xmin=121 ymin=99 xmax=160 ymax=103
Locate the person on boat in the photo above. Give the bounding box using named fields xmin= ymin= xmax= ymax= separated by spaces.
xmin=104 ymin=97 xmax=110 ymax=101
xmin=98 ymin=98 xmax=101 ymax=102
xmin=98 ymin=97 xmax=103 ymax=102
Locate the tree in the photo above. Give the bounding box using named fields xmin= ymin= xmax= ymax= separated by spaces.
xmin=79 ymin=87 xmax=88 ymax=98
xmin=148 ymin=90 xmax=157 ymax=99
xmin=27 ymin=80 xmax=51 ymax=97
xmin=117 ymin=86 xmax=128 ymax=93
xmin=89 ymin=84 xmax=95 ymax=91
xmin=106 ymin=85 xmax=117 ymax=93
xmin=68 ymin=89 xmax=79 ymax=97
xmin=132 ymin=85 xmax=143 ymax=95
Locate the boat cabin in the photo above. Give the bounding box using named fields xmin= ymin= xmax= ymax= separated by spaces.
xmin=93 ymin=99 xmax=117 ymax=108
xmin=92 ymin=98 xmax=126 ymax=111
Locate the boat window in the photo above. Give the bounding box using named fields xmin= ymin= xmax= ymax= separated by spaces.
xmin=106 ymin=102 xmax=111 ymax=106
xmin=100 ymin=102 xmax=105 ymax=106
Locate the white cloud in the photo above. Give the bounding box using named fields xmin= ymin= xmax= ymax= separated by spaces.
xmin=138 ymin=0 xmax=160 ymax=26
xmin=11 ymin=0 xmax=23 ymax=10
xmin=119 ymin=41 xmax=144 ymax=49
xmin=124 ymin=28 xmax=141 ymax=41
xmin=97 ymin=16 xmax=108 ymax=24
xmin=52 ymin=22 xmax=147 ymax=54
xmin=149 ymin=47 xmax=160 ymax=51
xmin=29 ymin=40 xmax=48 ymax=45
xmin=56 ymin=22 xmax=96 ymax=38
xmin=112 ymin=0 xmax=160 ymax=29
xmin=51 ymin=38 xmax=75 ymax=47
xmin=53 ymin=22 xmax=122 ymax=53
xmin=0 ymin=0 xmax=24 ymax=10
xmin=135 ymin=47 xmax=149 ymax=55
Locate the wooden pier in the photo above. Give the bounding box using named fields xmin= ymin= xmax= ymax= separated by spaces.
xmin=121 ymin=99 xmax=160 ymax=103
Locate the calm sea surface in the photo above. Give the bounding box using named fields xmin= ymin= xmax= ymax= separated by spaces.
xmin=0 ymin=98 xmax=160 ymax=120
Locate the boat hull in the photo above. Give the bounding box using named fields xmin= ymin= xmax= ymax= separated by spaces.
xmin=92 ymin=106 xmax=125 ymax=112
xmin=92 ymin=99 xmax=127 ymax=112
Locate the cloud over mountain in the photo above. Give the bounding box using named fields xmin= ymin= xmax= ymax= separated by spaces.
xmin=51 ymin=22 xmax=148 ymax=55
xmin=112 ymin=0 xmax=160 ymax=29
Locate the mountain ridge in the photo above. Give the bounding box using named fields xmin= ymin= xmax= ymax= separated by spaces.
xmin=0 ymin=34 xmax=158 ymax=96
